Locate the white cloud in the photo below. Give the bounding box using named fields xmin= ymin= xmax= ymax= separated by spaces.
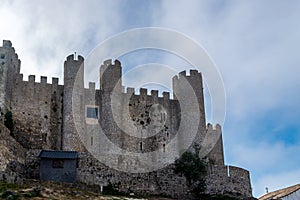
xmin=254 ymin=168 xmax=300 ymax=198
xmin=0 ymin=0 xmax=122 ymax=83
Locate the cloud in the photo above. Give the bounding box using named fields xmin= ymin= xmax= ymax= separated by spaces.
xmin=254 ymin=168 xmax=300 ymax=198
xmin=0 ymin=0 xmax=122 ymax=83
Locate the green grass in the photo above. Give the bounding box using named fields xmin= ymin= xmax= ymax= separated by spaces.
xmin=0 ymin=181 xmax=42 ymax=199
xmin=0 ymin=181 xmax=20 ymax=193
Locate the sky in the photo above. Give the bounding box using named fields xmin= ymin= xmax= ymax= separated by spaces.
xmin=1 ymin=0 xmax=300 ymax=197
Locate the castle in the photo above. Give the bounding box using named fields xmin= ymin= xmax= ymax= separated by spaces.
xmin=0 ymin=40 xmax=253 ymax=199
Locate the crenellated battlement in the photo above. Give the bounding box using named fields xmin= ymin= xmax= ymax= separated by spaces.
xmin=162 ymin=91 xmax=170 ymax=100
xmin=28 ymin=75 xmax=35 ymax=82
xmin=173 ymin=69 xmax=202 ymax=80
xmin=52 ymin=77 xmax=59 ymax=85
xmin=103 ymin=59 xmax=112 ymax=66
xmin=126 ymin=87 xmax=135 ymax=95
xmin=206 ymin=123 xmax=222 ymax=131
xmin=139 ymin=88 xmax=147 ymax=96
xmin=151 ymin=90 xmax=158 ymax=98
xmin=100 ymin=59 xmax=122 ymax=68
xmin=17 ymin=74 xmax=61 ymax=85
xmin=122 ymin=86 xmax=173 ymax=101
xmin=66 ymin=54 xmax=84 ymax=63
xmin=88 ymin=82 xmax=95 ymax=91
xmin=118 ymin=69 xmax=204 ymax=101
xmin=2 ymin=40 xmax=12 ymax=48
xmin=41 ymin=76 xmax=47 ymax=84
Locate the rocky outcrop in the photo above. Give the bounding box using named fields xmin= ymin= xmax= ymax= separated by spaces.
xmin=0 ymin=123 xmax=26 ymax=184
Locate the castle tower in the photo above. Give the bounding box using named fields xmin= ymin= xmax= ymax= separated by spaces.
xmin=172 ymin=70 xmax=206 ymax=151
xmin=62 ymin=54 xmax=85 ymax=151
xmin=199 ymin=124 xmax=225 ymax=165
xmin=100 ymin=59 xmax=122 ymax=93
xmin=0 ymin=40 xmax=21 ymax=111
xmin=99 ymin=59 xmax=123 ymax=139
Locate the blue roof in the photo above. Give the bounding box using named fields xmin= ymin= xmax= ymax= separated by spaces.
xmin=39 ymin=150 xmax=78 ymax=159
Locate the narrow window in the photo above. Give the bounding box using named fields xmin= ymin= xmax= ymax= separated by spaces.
xmin=139 ymin=142 xmax=143 ymax=151
xmin=91 ymin=136 xmax=93 ymax=146
xmin=163 ymin=144 xmax=166 ymax=152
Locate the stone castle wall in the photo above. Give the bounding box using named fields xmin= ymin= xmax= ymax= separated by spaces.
xmin=10 ymin=75 xmax=64 ymax=150
xmin=206 ymin=165 xmax=252 ymax=197
xmin=76 ymin=152 xmax=190 ymax=199
xmin=0 ymin=40 xmax=21 ymax=111
xmin=0 ymin=40 xmax=253 ymax=198
xmin=77 ymin=152 xmax=252 ymax=199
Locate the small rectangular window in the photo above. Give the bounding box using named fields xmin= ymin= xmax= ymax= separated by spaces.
xmin=52 ymin=159 xmax=64 ymax=168
xmin=85 ymin=105 xmax=100 ymax=124
xmin=0 ymin=54 xmax=5 ymax=59
xmin=86 ymin=107 xmax=98 ymax=119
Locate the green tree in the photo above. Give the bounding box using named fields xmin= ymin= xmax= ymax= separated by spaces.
xmin=174 ymin=151 xmax=207 ymax=197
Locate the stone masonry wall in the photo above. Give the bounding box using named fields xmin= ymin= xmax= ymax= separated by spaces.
xmin=22 ymin=149 xmax=252 ymax=199
xmin=11 ymin=75 xmax=63 ymax=150
xmin=76 ymin=152 xmax=191 ymax=199
xmin=77 ymin=152 xmax=252 ymax=199
xmin=0 ymin=40 xmax=21 ymax=111
xmin=0 ymin=123 xmax=26 ymax=184
xmin=63 ymin=55 xmax=85 ymax=151
xmin=206 ymin=164 xmax=252 ymax=198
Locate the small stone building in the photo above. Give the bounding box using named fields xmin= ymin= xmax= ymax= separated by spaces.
xmin=39 ymin=150 xmax=78 ymax=183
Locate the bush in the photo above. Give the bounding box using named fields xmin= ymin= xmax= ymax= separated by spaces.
xmin=174 ymin=151 xmax=207 ymax=183
xmin=174 ymin=151 xmax=207 ymax=198
xmin=102 ymin=183 xmax=124 ymax=196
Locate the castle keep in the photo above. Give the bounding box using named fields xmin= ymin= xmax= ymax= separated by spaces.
xmin=0 ymin=40 xmax=253 ymax=199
